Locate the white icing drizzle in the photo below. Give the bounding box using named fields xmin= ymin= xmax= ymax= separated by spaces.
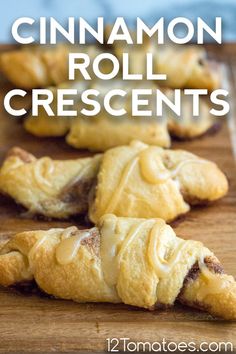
xmin=197 ymin=257 xmax=233 ymax=299
xmin=101 ymin=218 xmax=153 ymax=288
xmin=99 ymin=214 xmax=234 ymax=304
xmin=164 ymin=158 xmax=208 ymax=180
xmin=28 ymin=228 xmax=63 ymax=271
xmin=104 ymin=146 xmax=208 ymax=214
xmin=139 ymin=147 xmax=208 ymax=184
xmin=100 ymin=215 xmax=121 ymax=287
xmin=104 ymin=156 xmax=139 ymax=214
xmin=139 ymin=148 xmax=168 ymax=184
xmin=101 ymin=216 xmax=207 ymax=291
xmin=148 ymin=223 xmax=196 ymax=278
xmin=33 ymin=157 xmax=55 ymax=195
xmin=116 ymin=220 xmax=154 ymax=266
xmin=56 ymin=229 xmax=90 ymax=265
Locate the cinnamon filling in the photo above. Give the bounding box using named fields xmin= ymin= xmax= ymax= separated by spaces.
xmin=60 ymin=176 xmax=97 ymax=213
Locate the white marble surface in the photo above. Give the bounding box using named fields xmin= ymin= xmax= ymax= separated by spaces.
xmin=0 ymin=0 xmax=235 ymax=43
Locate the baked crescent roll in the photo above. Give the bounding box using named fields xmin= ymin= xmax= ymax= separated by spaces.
xmin=0 ymin=142 xmax=228 ymax=221
xmin=89 ymin=140 xmax=228 ymax=223
xmin=24 ymin=80 xmax=216 ymax=150
xmin=0 ymin=214 xmax=235 ymax=319
xmin=0 ymin=44 xmax=108 ymax=89
xmin=24 ymin=81 xmax=87 ymax=138
xmin=0 ymin=147 xmax=101 ymax=219
xmin=106 ymin=24 xmax=221 ymax=91
xmin=166 ymin=90 xmax=215 ymax=139
xmin=152 ymin=45 xmax=221 ymax=91
xmin=66 ymin=81 xmax=171 ymax=150
xmin=24 ymin=80 xmax=171 ymax=150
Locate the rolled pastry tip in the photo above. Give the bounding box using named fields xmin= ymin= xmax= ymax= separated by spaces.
xmin=0 ymin=146 xmax=102 ymax=219
xmin=155 ymin=46 xmax=221 ymax=91
xmin=0 ymin=214 xmax=235 ymax=319
xmin=0 ymin=45 xmax=69 ymax=89
xmin=0 ymin=44 xmax=112 ymax=89
xmin=0 ymin=49 xmax=51 ymax=89
xmin=165 ymin=90 xmax=216 ymax=139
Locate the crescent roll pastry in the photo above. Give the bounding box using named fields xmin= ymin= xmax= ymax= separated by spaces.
xmin=89 ymin=141 xmax=228 ymax=223
xmin=24 ymin=81 xmax=88 ymax=138
xmin=24 ymin=80 xmax=216 ymax=150
xmin=24 ymin=81 xmax=171 ymax=150
xmin=0 ymin=147 xmax=101 ymax=219
xmin=66 ymin=81 xmax=170 ymax=150
xmin=106 ymin=26 xmax=221 ymax=91
xmin=0 ymin=214 xmax=235 ymax=320
xmin=152 ymin=45 xmax=221 ymax=91
xmin=0 ymin=44 xmax=107 ymax=89
xmin=166 ymin=90 xmax=215 ymax=139
xmin=0 ymin=141 xmax=227 ymax=222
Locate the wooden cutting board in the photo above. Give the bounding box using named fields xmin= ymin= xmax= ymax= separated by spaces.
xmin=0 ymin=44 xmax=236 ymax=353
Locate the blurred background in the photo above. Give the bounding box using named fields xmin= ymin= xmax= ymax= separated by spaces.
xmin=0 ymin=0 xmax=236 ymax=43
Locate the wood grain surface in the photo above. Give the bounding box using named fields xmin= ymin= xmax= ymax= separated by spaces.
xmin=0 ymin=44 xmax=235 ymax=353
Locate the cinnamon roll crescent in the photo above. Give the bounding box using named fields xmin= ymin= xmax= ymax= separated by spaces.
xmin=0 ymin=142 xmax=228 ymax=222
xmin=0 ymin=214 xmax=235 ymax=320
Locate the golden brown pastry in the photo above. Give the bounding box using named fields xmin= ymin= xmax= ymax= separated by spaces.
xmin=107 ymin=26 xmax=221 ymax=91
xmin=24 ymin=81 xmax=87 ymax=137
xmin=0 ymin=142 xmax=228 ymax=222
xmin=66 ymin=81 xmax=171 ymax=150
xmin=166 ymin=90 xmax=215 ymax=139
xmin=0 ymin=44 xmax=106 ymax=89
xmin=24 ymin=81 xmax=171 ymax=150
xmin=67 ymin=115 xmax=170 ymax=151
xmin=0 ymin=147 xmax=101 ymax=219
xmin=89 ymin=140 xmax=228 ymax=223
xmin=24 ymin=80 xmax=216 ymax=150
xmin=152 ymin=45 xmax=221 ymax=91
xmin=0 ymin=214 xmax=235 ymax=319
xmin=1 ymin=39 xmax=221 ymax=91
